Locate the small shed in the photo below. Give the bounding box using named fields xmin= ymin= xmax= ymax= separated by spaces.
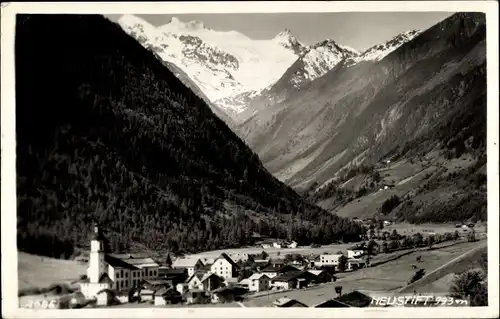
xmin=96 ymin=289 xmax=115 ymax=306
xmin=154 ymin=287 xmax=183 ymax=306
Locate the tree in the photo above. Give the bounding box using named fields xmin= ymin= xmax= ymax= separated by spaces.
xmin=337 ymin=255 xmax=348 ymax=272
xmin=382 ymin=241 xmax=389 ymax=254
xmin=467 ymin=230 xmax=476 ymax=242
xmin=260 ymin=250 xmax=269 ymax=260
xmin=454 ymin=230 xmax=460 ymax=241
xmin=412 ymin=233 xmax=424 ymax=247
xmin=367 ymin=239 xmax=378 ymax=256
xmin=390 ymin=229 xmax=399 ymax=241
xmin=427 ymin=235 xmax=435 ymax=249
xmin=449 ymin=269 xmax=487 ymax=306
xmin=335 ymin=286 xmax=343 ymax=296
xmin=389 ymin=239 xmax=399 ymax=250
xmin=409 ymin=269 xmax=426 ymax=284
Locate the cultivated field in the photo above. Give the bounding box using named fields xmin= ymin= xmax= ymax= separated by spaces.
xmin=242 ymin=239 xmax=486 ymax=307
xmin=18 ymin=252 xmax=87 ymax=292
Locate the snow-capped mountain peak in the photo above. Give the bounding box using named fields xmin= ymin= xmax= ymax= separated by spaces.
xmin=273 ymin=28 xmax=307 ymax=56
xmin=117 ymin=14 xmax=302 ymax=115
xmin=356 ymin=29 xmax=422 ymax=62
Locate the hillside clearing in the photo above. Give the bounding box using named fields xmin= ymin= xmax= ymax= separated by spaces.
xmin=18 ymin=252 xmax=86 ymax=292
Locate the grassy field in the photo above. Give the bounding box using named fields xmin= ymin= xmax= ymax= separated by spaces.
xmin=242 ymin=239 xmax=486 ymax=307
xmin=18 ymin=252 xmax=87 ymax=292
xmin=188 ymin=243 xmax=356 ymax=259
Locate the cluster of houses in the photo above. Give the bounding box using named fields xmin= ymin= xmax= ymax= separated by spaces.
xmin=78 ymin=225 xmax=370 ymax=307
xmin=258 ymin=240 xmax=298 ymax=249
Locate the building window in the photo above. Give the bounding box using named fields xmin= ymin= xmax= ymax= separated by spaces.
xmin=126 ymin=272 xmax=128 ymax=278
xmin=116 ymin=273 xmax=120 ymax=279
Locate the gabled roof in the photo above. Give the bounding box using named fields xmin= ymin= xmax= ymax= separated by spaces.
xmin=271 ymin=271 xmax=310 ymax=282
xmin=96 ymin=288 xmax=115 ymax=296
xmin=334 ymin=290 xmax=373 ymax=307
xmin=273 ymin=297 xmax=308 ymax=307
xmin=200 ymin=272 xmax=221 ymax=283
xmin=247 ymin=273 xmax=270 ymax=281
xmin=122 ymin=257 xmax=159 ymax=268
xmin=98 ymin=273 xmax=114 ymax=284
xmin=154 ymin=287 xmax=180 ymax=297
xmin=314 ymin=298 xmax=352 ymax=308
xmin=172 ymin=257 xmax=203 ymax=268
xmin=186 ymin=272 xmax=204 ymax=283
xmin=308 ymin=270 xmax=326 ymax=276
xmin=213 ymin=253 xmax=239 ymax=269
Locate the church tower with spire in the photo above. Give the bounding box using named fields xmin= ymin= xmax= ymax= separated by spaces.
xmin=87 ymin=224 xmax=106 ymax=283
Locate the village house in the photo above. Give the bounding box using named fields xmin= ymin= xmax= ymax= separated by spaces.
xmin=153 ymin=287 xmax=182 ymax=306
xmin=270 ymin=271 xmax=315 ymax=290
xmin=210 ymin=253 xmax=239 ymax=279
xmin=185 ymin=290 xmax=209 ymax=305
xmin=273 ymin=297 xmax=308 ymax=308
xmin=175 ymin=283 xmax=188 ymax=295
xmin=307 ymin=269 xmax=333 ymax=283
xmin=252 ymin=259 xmax=271 ymax=271
xmin=287 ymin=241 xmax=298 ymax=249
xmin=95 ymin=289 xmax=115 ymax=306
xmin=139 ymin=288 xmax=155 ymax=302
xmin=347 ymin=250 xmax=364 ymax=259
xmin=347 ymin=259 xmax=366 ymax=271
xmin=247 ymin=273 xmax=271 ymax=292
xmin=186 ymin=272 xmax=225 ymax=293
xmin=260 ymin=264 xmax=300 ymax=279
xmin=228 ymin=253 xmax=254 ymax=263
xmin=79 ymin=225 xmax=160 ymax=300
xmin=172 ymin=257 xmax=204 ymax=277
xmin=158 ymin=268 xmax=188 ymax=287
xmin=316 ymin=254 xmax=343 ymax=268
xmin=200 ymin=257 xmax=215 ymax=266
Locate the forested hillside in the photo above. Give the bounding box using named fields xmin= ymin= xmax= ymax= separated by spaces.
xmin=15 ymin=14 xmax=364 ymax=259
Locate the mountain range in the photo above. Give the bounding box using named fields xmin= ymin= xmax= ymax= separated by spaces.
xmin=117 ymin=15 xmax=423 ymax=118
xmin=238 ymin=12 xmax=487 ymax=223
xmin=15 ymin=14 xmax=365 ymax=259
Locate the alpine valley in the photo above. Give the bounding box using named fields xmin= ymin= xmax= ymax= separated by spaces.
xmin=118 ymin=13 xmax=487 ymax=225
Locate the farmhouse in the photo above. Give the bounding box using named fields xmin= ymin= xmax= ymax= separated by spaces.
xmin=95 ymin=289 xmax=115 ymax=306
xmin=317 ymin=254 xmax=343 ymax=268
xmin=270 ymin=271 xmax=315 ymax=290
xmin=260 ymin=264 xmax=300 ymax=278
xmin=347 ymin=250 xmax=364 ymax=259
xmin=347 ymin=259 xmax=366 ymax=270
xmin=210 ymin=253 xmax=239 ymax=279
xmin=308 ymin=269 xmax=333 ymax=283
xmin=153 ymin=287 xmax=182 ymax=306
xmin=79 ymin=225 xmax=160 ymax=300
xmin=228 ymin=253 xmax=253 ymax=263
xmin=247 ymin=273 xmax=271 ymax=292
xmin=158 ymin=268 xmax=188 ymax=287
xmin=288 ymin=241 xmax=298 ymax=248
xmin=172 ymin=257 xmax=204 ymax=277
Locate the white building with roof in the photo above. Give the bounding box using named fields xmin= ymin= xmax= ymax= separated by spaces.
xmin=79 ymin=225 xmax=160 ymax=300
xmin=172 ymin=257 xmax=204 ymax=277
xmin=247 ymin=273 xmax=271 ymax=292
xmin=316 ymin=254 xmax=343 ymax=268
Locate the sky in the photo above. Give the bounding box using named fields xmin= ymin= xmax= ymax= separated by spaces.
xmin=106 ymin=12 xmax=454 ymax=51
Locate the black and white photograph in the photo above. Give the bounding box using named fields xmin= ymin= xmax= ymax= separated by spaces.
xmin=1 ymin=1 xmax=498 ymax=318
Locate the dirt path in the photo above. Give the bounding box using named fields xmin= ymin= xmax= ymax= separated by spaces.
xmin=399 ymin=240 xmax=487 ymax=294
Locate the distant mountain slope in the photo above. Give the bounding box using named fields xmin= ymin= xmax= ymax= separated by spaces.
xmin=15 ymin=14 xmax=365 ymax=259
xmin=239 ymin=12 xmax=486 ymax=193
xmin=118 ymin=15 xmax=304 ymax=115
xmin=232 ymin=30 xmax=421 ymax=124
